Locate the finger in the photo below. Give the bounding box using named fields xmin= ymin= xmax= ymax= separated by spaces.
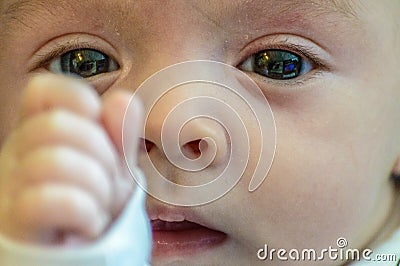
xmin=20 ymin=74 xmax=101 ymax=122
xmin=15 ymin=146 xmax=112 ymax=211
xmin=12 ymin=184 xmax=110 ymax=242
xmin=13 ymin=110 xmax=118 ymax=176
xmin=101 ymin=91 xmax=144 ymax=215
xmin=101 ymin=90 xmax=143 ymax=164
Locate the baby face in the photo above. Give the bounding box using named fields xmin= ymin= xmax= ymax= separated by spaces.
xmin=1 ymin=0 xmax=400 ymax=265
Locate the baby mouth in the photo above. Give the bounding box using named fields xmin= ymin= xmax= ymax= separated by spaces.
xmin=151 ymin=219 xmax=227 ymax=257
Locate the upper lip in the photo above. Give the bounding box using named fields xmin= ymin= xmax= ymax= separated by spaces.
xmin=146 ymin=201 xmax=222 ymax=232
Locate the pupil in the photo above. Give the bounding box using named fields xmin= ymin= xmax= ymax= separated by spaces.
xmin=63 ymin=49 xmax=109 ymax=78
xmin=254 ymin=50 xmax=301 ymax=80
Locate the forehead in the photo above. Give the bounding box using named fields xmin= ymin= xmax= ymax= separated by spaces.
xmin=1 ymin=0 xmax=359 ymax=21
xmin=1 ymin=0 xmax=398 ymax=66
xmin=0 ymin=0 xmax=365 ymax=46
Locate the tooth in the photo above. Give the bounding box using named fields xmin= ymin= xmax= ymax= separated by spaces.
xmin=158 ymin=213 xmax=185 ymax=222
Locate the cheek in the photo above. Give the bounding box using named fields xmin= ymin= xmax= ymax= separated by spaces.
xmin=0 ymin=37 xmax=37 ymax=144
xmin=0 ymin=70 xmax=27 ymax=144
xmin=258 ymin=139 xmax=386 ymax=248
xmin=237 ymin=83 xmax=397 ymax=251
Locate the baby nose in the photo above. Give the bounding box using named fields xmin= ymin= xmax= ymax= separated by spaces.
xmin=124 ymin=60 xmax=276 ymax=205
xmin=178 ymin=118 xmax=229 ymax=170
xmin=145 ymin=116 xmax=229 ymax=171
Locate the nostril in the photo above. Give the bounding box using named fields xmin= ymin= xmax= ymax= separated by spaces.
xmin=139 ymin=138 xmax=155 ymax=153
xmin=182 ymin=139 xmax=208 ymax=160
xmin=145 ymin=140 xmax=155 ymax=152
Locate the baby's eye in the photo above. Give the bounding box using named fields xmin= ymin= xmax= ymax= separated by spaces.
xmin=49 ymin=49 xmax=119 ymax=78
xmin=239 ymin=50 xmax=312 ymax=80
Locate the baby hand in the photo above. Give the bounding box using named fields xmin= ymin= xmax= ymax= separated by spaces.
xmin=0 ymin=74 xmax=141 ymax=246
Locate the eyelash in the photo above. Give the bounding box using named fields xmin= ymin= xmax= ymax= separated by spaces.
xmin=238 ymin=42 xmax=328 ymax=86
xmin=33 ymin=40 xmax=327 ymax=88
xmin=33 ymin=41 xmax=114 ymax=73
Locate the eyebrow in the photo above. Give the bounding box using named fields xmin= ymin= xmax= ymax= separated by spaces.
xmin=1 ymin=0 xmax=60 ymax=15
xmin=313 ymin=0 xmax=358 ymax=19
xmin=1 ymin=0 xmax=54 ymax=30
xmin=250 ymin=0 xmax=360 ymax=22
xmin=329 ymin=0 xmax=358 ymax=18
xmin=1 ymin=0 xmax=84 ymax=29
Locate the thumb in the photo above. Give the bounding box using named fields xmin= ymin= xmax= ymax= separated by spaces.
xmin=101 ymin=91 xmax=144 ymax=215
xmin=101 ymin=91 xmax=143 ymax=160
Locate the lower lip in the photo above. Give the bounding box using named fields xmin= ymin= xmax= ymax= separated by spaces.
xmin=151 ymin=221 xmax=227 ymax=257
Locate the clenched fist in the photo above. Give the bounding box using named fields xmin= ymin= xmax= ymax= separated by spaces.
xmin=0 ymin=74 xmax=143 ymax=246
